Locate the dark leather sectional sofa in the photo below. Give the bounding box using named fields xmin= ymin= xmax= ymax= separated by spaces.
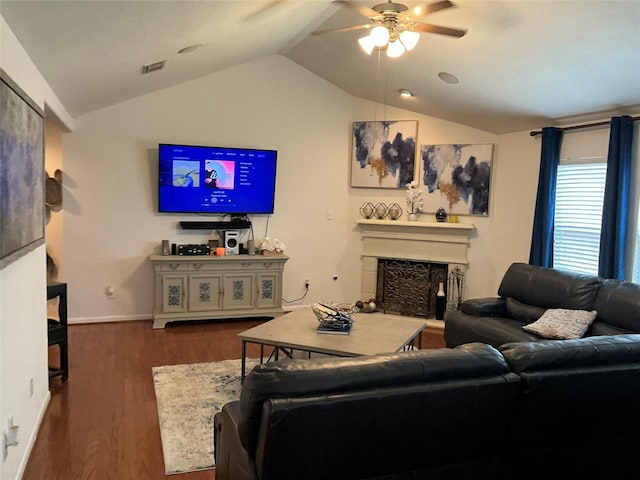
xmin=445 ymin=262 xmax=640 ymax=348
xmin=214 ymin=333 xmax=640 ymax=480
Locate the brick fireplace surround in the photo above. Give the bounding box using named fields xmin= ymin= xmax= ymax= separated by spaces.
xmin=356 ymin=219 xmax=475 ymax=322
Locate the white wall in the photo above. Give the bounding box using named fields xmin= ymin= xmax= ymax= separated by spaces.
xmin=0 ymin=15 xmax=73 ymax=480
xmin=348 ymin=101 xmax=541 ymax=299
xmin=62 ymin=55 xmax=542 ymax=324
xmin=62 ymin=55 xmax=355 ymax=320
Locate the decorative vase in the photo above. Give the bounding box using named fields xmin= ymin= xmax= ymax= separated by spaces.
xmin=387 ymin=203 xmax=402 ymax=220
xmin=359 ymin=202 xmax=375 ymax=219
xmin=435 ymin=208 xmax=447 ymax=222
xmin=435 ymin=281 xmax=446 ymax=320
xmin=407 ymin=212 xmax=418 ymax=222
xmin=374 ymin=203 xmax=388 ymax=220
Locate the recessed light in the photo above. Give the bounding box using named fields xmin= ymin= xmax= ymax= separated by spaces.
xmin=399 ymin=89 xmax=413 ymax=97
xmin=438 ymin=72 xmax=459 ymax=84
xmin=178 ymin=44 xmax=202 ymax=54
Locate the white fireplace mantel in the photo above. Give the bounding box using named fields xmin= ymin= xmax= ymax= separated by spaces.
xmin=356 ymin=219 xmax=475 ymax=312
xmin=355 ymin=219 xmax=475 ymax=265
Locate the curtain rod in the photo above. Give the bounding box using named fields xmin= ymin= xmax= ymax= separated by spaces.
xmin=529 ymin=116 xmax=640 ymax=137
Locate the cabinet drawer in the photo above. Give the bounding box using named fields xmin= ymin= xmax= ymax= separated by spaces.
xmin=157 ymin=263 xmax=189 ymax=272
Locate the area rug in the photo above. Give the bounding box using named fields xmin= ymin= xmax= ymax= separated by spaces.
xmin=152 ymin=358 xmax=259 ymax=475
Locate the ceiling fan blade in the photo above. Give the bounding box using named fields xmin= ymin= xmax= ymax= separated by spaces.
xmin=314 ymin=23 xmax=374 ymax=35
xmin=410 ymin=1 xmax=454 ymax=18
xmin=334 ymin=0 xmax=379 ymax=19
xmin=413 ymin=22 xmax=467 ymax=38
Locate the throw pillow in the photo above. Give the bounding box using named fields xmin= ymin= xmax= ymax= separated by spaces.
xmin=522 ymin=308 xmax=597 ymax=340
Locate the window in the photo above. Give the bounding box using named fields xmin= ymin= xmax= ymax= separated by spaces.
xmin=552 ymin=125 xmax=639 ymax=281
xmin=553 ymin=158 xmax=607 ymax=275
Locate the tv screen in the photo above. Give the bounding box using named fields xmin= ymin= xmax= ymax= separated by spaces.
xmin=158 ymin=143 xmax=277 ymax=214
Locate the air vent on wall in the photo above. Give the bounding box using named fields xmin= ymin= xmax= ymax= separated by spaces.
xmin=141 ymin=60 xmax=166 ymax=74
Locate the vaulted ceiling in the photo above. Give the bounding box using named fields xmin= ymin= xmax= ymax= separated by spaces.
xmin=2 ymin=0 xmax=639 ymax=134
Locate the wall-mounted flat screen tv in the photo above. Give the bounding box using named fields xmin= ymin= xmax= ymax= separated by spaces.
xmin=158 ymin=143 xmax=277 ymax=214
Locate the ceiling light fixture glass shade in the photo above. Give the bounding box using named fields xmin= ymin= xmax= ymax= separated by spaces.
xmin=399 ymin=30 xmax=419 ymax=51
xmin=357 ymin=24 xmax=420 ymax=58
xmin=370 ymin=25 xmax=390 ymax=47
xmin=358 ymin=34 xmax=377 ymax=55
xmin=386 ymin=39 xmax=405 ymax=58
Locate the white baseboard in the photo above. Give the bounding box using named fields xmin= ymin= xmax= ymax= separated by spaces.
xmin=15 ymin=390 xmax=51 ymax=480
xmin=68 ymin=311 xmax=445 ymax=330
xmin=68 ymin=313 xmax=151 ymax=324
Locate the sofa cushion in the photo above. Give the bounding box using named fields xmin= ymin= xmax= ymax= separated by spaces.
xmin=444 ymin=310 xmax=541 ymax=348
xmin=500 ymin=334 xmax=640 ymax=479
xmin=500 ymin=333 xmax=640 ymax=371
xmin=592 ymin=280 xmax=640 ymax=332
xmin=522 ymin=308 xmax=597 ymax=339
xmin=238 ymin=343 xmax=510 ymax=454
xmin=498 ymin=263 xmax=601 ymax=311
xmin=589 ymin=321 xmax=631 ymax=336
xmin=505 ymin=297 xmax=545 ymax=324
xmin=459 ymin=297 xmax=507 ymax=316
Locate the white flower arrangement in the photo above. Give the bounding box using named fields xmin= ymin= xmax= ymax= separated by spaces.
xmin=405 ymin=181 xmax=423 ymax=214
xmin=257 ymin=237 xmax=286 ymax=253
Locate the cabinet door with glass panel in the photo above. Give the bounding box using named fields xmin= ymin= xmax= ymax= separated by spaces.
xmin=161 ymin=274 xmax=188 ymax=313
xmin=188 ymin=274 xmax=223 ymax=312
xmin=255 ymin=272 xmax=281 ymax=309
xmin=222 ymin=274 xmax=255 ymax=310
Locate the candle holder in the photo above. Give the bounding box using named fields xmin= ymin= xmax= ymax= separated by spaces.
xmin=387 ymin=203 xmax=402 ymax=220
xmin=374 ymin=203 xmax=388 ymax=220
xmin=359 ymin=202 xmax=375 ymax=219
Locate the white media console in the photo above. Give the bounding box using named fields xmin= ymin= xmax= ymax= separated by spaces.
xmin=149 ymin=253 xmax=288 ymax=329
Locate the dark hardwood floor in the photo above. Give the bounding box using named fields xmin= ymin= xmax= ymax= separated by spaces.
xmin=24 ymin=318 xmax=445 ymax=480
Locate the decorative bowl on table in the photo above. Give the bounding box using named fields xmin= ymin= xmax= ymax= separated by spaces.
xmin=312 ymin=303 xmax=355 ymax=330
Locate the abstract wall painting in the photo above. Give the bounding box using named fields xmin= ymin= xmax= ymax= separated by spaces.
xmin=420 ymin=143 xmax=493 ymax=216
xmin=351 ymin=120 xmax=417 ymax=188
xmin=1 ymin=72 xmax=45 ymax=269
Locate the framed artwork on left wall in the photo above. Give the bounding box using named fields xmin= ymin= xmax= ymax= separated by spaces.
xmin=0 ymin=70 xmax=45 ymax=269
xmin=350 ymin=120 xmax=417 ymax=188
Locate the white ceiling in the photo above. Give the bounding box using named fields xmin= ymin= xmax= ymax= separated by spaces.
xmin=2 ymin=0 xmax=639 ymax=134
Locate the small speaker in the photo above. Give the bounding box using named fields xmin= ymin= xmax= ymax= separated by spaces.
xmin=224 ymin=231 xmax=240 ymax=255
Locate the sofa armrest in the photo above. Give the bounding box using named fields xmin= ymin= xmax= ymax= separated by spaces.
xmin=214 ymin=401 xmax=257 ymax=480
xmin=459 ymin=297 xmax=507 ymax=317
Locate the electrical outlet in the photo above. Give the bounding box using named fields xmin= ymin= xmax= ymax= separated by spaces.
xmin=304 ymin=278 xmax=311 ymax=289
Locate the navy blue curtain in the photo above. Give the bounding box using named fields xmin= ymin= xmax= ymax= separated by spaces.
xmin=529 ymin=127 xmax=562 ymax=267
xmin=598 ymin=116 xmax=634 ymax=279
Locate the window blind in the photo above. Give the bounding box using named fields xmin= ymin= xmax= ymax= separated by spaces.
xmin=553 ymin=161 xmax=607 ymax=275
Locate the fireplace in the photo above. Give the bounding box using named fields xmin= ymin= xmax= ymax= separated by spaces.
xmin=356 ymin=219 xmax=474 ymax=320
xmin=376 ymin=259 xmax=448 ymax=318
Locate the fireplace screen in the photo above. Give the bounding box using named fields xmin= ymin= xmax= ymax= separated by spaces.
xmin=376 ymin=259 xmax=449 ymax=318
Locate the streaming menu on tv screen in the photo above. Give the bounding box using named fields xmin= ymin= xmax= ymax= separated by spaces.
xmin=158 ymin=144 xmax=277 ymax=213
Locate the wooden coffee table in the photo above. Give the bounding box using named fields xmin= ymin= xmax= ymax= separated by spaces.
xmin=238 ymin=307 xmax=428 ymax=381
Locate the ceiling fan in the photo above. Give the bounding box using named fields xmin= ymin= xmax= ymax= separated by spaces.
xmin=314 ymin=0 xmax=467 ymax=57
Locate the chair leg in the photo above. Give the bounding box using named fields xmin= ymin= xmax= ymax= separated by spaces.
xmin=60 ymin=340 xmax=69 ymax=381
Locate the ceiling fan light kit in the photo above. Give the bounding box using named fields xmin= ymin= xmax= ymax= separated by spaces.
xmin=386 ymin=38 xmax=406 ymax=58
xmin=358 ymin=34 xmax=377 ymax=54
xmin=323 ymin=1 xmax=466 ymax=59
xmin=370 ymin=25 xmax=390 ymax=46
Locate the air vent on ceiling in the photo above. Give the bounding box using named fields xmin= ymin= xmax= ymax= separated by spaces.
xmin=141 ymin=60 xmax=166 ymax=75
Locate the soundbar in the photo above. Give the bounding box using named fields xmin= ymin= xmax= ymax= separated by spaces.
xmin=179 ymin=220 xmax=252 ymax=230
